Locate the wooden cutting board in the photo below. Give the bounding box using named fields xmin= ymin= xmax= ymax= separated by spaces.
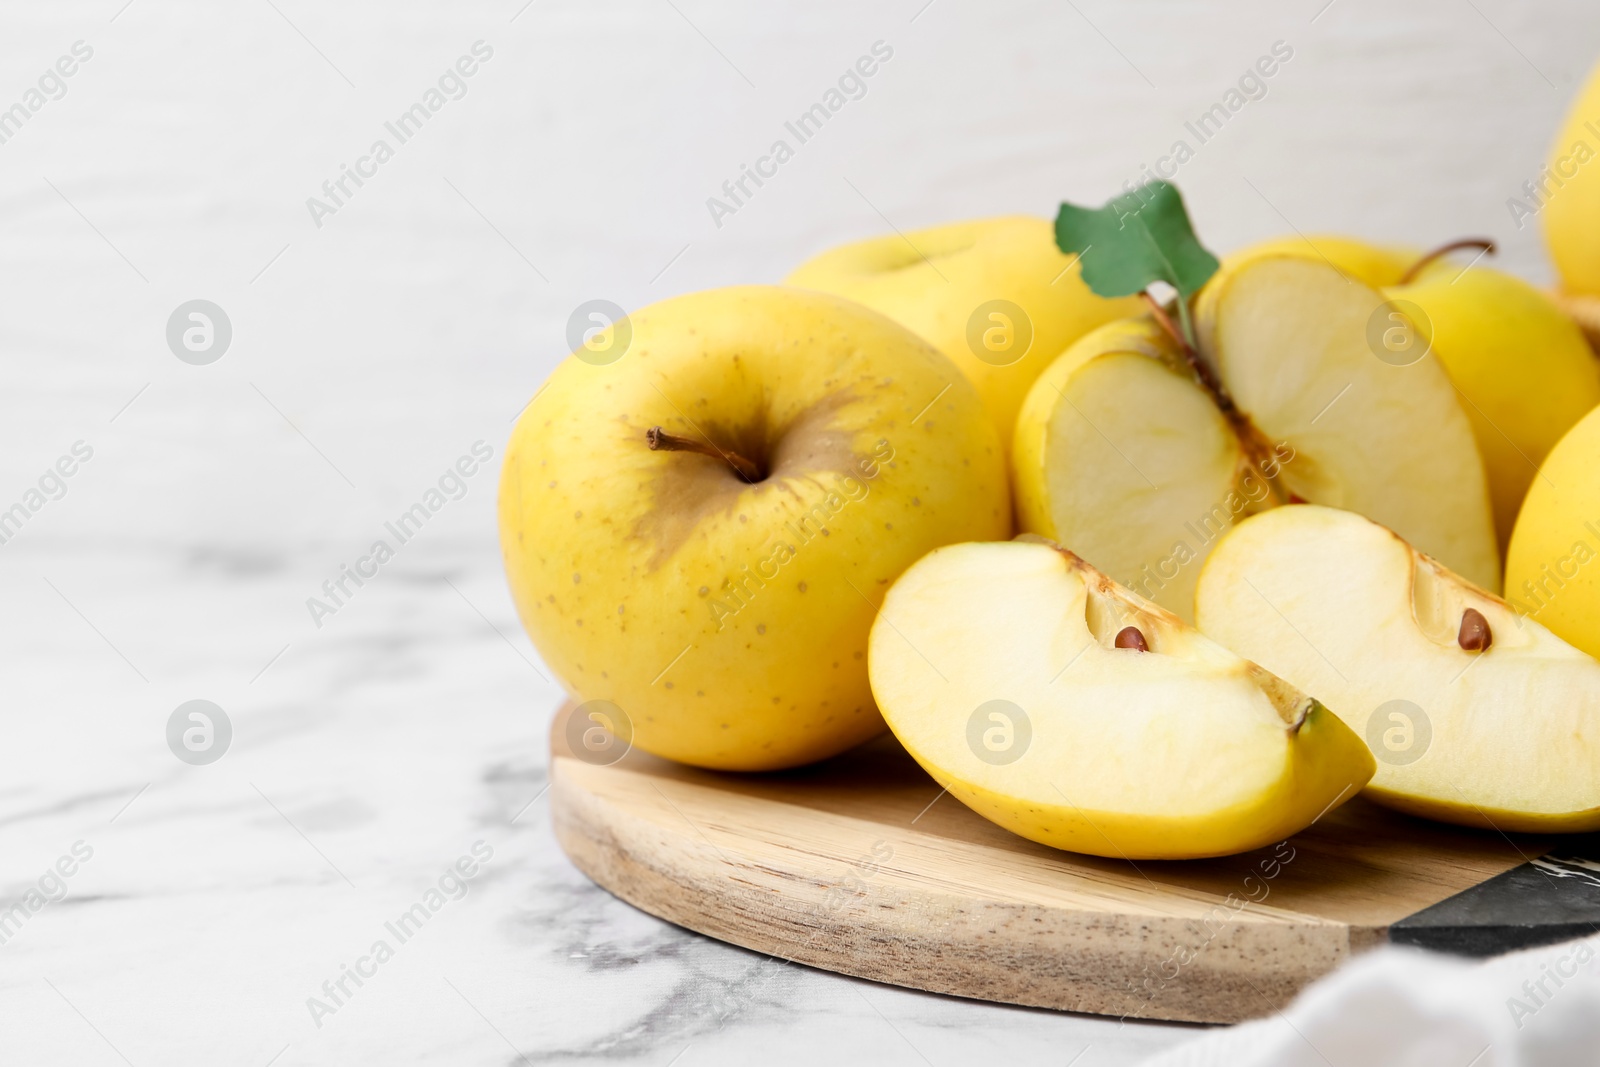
xmin=548 ymin=703 xmax=1600 ymax=1024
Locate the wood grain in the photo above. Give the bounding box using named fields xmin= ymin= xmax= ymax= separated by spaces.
xmin=549 ymin=704 xmax=1549 ymax=1023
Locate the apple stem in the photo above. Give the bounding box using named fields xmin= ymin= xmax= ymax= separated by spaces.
xmin=1399 ymin=238 xmax=1497 ymax=285
xmin=645 ymin=426 xmax=763 ymax=483
xmin=1142 ymin=291 xmax=1301 ymax=510
xmin=1142 ymin=291 xmax=1187 ymax=349
xmin=1141 ymin=291 xmax=1240 ymax=418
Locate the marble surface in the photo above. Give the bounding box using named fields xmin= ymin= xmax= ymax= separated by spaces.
xmin=0 ymin=537 xmax=1201 ymax=1065
xmin=4 ymin=0 xmax=1599 ymax=1063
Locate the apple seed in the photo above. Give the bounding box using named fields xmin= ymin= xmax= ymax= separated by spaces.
xmin=1115 ymin=626 xmax=1149 ymax=652
xmin=1458 ymin=607 xmax=1492 ymax=652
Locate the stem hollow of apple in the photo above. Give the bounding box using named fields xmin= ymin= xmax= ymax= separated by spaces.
xmin=645 ymin=426 xmax=763 ymax=483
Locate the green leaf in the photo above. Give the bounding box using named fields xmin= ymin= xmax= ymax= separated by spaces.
xmin=1055 ymin=181 xmax=1220 ymax=303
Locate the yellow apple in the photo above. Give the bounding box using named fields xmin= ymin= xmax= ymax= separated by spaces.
xmin=1506 ymin=403 xmax=1600 ymax=659
xmin=1237 ymin=234 xmax=1600 ymax=549
xmin=499 ymin=286 xmax=1010 ymax=771
xmin=1543 ymin=58 xmax=1600 ymax=297
xmin=869 ymin=537 xmax=1372 ymax=859
xmin=785 ymin=216 xmax=1143 ymax=452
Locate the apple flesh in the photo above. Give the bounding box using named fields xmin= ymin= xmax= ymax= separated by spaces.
xmin=500 ymin=286 xmax=1010 ymax=771
xmin=1012 ymin=254 xmax=1500 ymax=621
xmin=1234 ymin=234 xmax=1600 ymax=549
xmin=1197 ymin=505 xmax=1600 ymax=832
xmin=1012 ymin=317 xmax=1268 ymax=620
xmin=867 ymin=538 xmax=1373 ymax=859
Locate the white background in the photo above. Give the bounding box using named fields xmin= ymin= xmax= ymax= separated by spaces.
xmin=1 ymin=1 xmax=1595 ymax=1065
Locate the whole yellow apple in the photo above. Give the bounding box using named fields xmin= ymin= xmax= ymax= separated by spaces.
xmin=1235 ymin=234 xmax=1600 ymax=551
xmin=1543 ymin=57 xmax=1600 ymax=296
xmin=500 ymin=286 xmax=1010 ymax=771
xmin=1506 ymin=404 xmax=1600 ymax=659
xmin=785 ymin=216 xmax=1143 ymax=453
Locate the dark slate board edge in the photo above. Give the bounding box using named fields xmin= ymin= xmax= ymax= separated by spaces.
xmin=1389 ymin=848 xmax=1600 ymax=958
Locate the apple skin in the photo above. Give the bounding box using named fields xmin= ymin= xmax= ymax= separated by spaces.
xmin=1507 ymin=404 xmax=1600 ymax=660
xmin=1235 ymin=234 xmax=1600 ymax=551
xmin=786 ymin=217 xmax=1143 ymax=453
xmin=941 ymin=701 xmax=1367 ymax=859
xmin=499 ymin=286 xmax=1010 ymax=771
xmin=1544 ymin=60 xmax=1600 ymax=296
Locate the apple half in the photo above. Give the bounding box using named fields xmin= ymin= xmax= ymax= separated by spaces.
xmin=1233 ymin=234 xmax=1600 ymax=551
xmin=1196 ymin=505 xmax=1600 ymax=832
xmin=1013 ymin=254 xmax=1500 ymax=621
xmin=868 ymin=538 xmax=1373 ymax=859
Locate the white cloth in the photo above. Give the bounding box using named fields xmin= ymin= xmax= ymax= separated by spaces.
xmin=1140 ymin=933 xmax=1600 ymax=1067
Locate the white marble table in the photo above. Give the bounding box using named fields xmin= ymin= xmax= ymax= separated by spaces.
xmin=0 ymin=531 xmax=1200 ymax=1065
xmin=2 ymin=1 xmax=1594 ymax=1062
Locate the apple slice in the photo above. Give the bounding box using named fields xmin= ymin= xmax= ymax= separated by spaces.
xmin=868 ymin=538 xmax=1373 ymax=859
xmin=1196 ymin=505 xmax=1600 ymax=832
xmin=1014 ymin=254 xmax=1500 ymax=621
